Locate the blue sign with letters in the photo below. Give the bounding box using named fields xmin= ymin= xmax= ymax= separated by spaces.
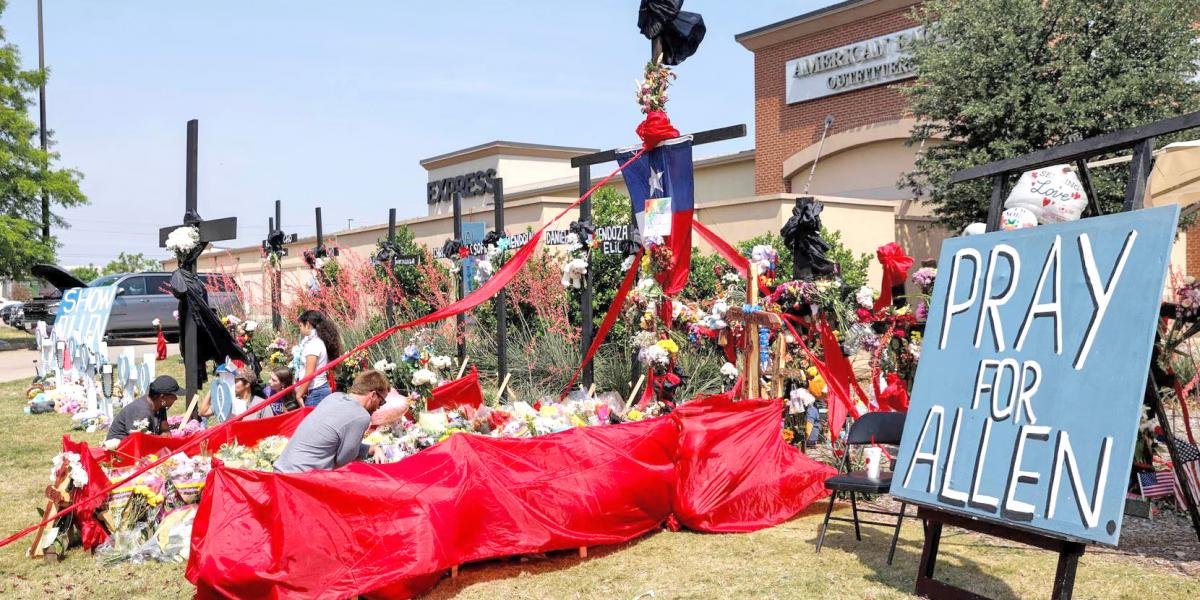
xmin=890 ymin=206 xmax=1179 ymax=546
xmin=52 ymin=285 xmax=118 ymax=358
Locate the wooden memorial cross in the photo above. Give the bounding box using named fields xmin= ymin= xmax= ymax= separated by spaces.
xmin=312 ymin=206 xmax=340 ymax=260
xmin=261 ymin=199 xmax=296 ymax=331
xmin=725 ymin=264 xmax=785 ymax=399
xmin=158 ymin=119 xmax=238 ymax=418
xmin=569 ymin=123 xmax=747 ymax=390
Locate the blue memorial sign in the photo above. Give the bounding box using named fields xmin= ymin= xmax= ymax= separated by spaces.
xmin=52 ymin=285 xmax=118 ymax=357
xmin=890 ymin=206 xmax=1179 ymax=546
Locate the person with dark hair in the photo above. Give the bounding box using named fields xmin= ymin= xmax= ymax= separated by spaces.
xmin=265 ymin=367 xmax=300 ymax=414
xmin=198 ymin=368 xmax=272 ymax=422
xmin=273 ymin=370 xmax=389 ymax=473
xmin=106 ymin=376 xmax=181 ymax=441
xmin=295 ymin=310 xmax=342 ymax=407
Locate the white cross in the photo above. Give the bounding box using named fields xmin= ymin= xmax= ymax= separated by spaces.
xmin=648 ymin=168 xmax=664 ymax=196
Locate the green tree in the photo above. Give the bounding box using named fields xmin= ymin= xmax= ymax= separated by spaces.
xmin=0 ymin=0 xmax=87 ymax=279
xmin=102 ymin=252 xmax=160 ymax=275
xmin=69 ymin=264 xmax=100 ymax=283
xmin=903 ymin=0 xmax=1200 ymax=229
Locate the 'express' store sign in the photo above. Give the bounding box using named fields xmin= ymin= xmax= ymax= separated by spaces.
xmin=427 ymin=168 xmax=497 ymax=204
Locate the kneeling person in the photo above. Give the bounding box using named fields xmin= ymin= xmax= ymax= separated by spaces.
xmin=107 ymin=375 xmax=181 ymax=441
xmin=273 ymin=370 xmax=388 ymax=473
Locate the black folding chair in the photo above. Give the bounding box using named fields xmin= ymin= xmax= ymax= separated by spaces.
xmin=814 ymin=411 xmax=910 ymax=565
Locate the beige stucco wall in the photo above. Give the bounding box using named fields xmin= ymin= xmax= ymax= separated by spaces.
xmin=695 ymin=193 xmax=896 ymax=284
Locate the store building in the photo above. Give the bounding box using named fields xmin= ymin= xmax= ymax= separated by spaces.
xmin=174 ymin=0 xmax=1187 ymax=315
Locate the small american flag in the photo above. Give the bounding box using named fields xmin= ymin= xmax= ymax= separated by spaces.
xmin=1140 ymin=470 xmax=1175 ymax=498
xmin=1171 ymin=438 xmax=1200 ymax=510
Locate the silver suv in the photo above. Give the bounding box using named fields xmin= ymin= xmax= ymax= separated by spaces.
xmin=22 ymin=265 xmax=243 ymax=339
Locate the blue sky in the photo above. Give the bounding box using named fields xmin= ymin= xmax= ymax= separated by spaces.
xmin=2 ymin=1 xmax=836 ymax=266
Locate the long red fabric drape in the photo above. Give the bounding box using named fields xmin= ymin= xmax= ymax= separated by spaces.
xmin=186 ymin=398 xmax=834 ymax=599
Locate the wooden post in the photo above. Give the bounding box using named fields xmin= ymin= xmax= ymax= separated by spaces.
xmin=578 ymin=164 xmax=594 ymax=389
xmin=747 ymin=263 xmax=760 ymax=399
xmin=385 ymin=208 xmax=397 ymax=327
xmin=495 ymin=372 xmax=512 ymax=403
xmin=453 ymin=192 xmax=466 ymax=363
xmin=773 ymin=334 xmax=787 ymax=399
xmin=493 ymin=178 xmax=508 ymax=384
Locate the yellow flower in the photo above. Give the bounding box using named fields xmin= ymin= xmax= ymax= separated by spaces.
xmin=570 ymin=415 xmax=587 ymax=428
xmin=806 ymin=366 xmax=818 ymax=378
xmin=627 ymin=410 xmax=644 ymax=421
xmin=896 ymin=305 xmax=912 ymax=316
xmin=655 ymin=339 xmax=679 ymax=354
xmin=808 ymin=375 xmax=826 ymax=398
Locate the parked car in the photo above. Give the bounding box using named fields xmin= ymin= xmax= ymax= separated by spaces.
xmin=21 ymin=264 xmax=243 ymax=339
xmin=0 ymin=300 xmax=23 ymax=325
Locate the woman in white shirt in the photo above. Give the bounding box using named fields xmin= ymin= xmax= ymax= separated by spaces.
xmin=295 ymin=310 xmax=342 ymax=407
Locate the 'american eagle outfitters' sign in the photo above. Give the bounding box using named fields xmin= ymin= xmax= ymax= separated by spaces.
xmin=890 ymin=206 xmax=1179 ymax=546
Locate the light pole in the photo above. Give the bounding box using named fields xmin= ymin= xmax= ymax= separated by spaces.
xmin=37 ymin=0 xmax=49 ymax=242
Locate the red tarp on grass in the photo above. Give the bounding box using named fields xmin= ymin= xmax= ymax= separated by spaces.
xmin=64 ymin=407 xmax=315 ymax=549
xmin=186 ymin=398 xmax=835 ymax=599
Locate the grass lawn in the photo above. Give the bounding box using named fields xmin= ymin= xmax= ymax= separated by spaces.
xmin=0 ymin=360 xmax=1197 ymax=599
xmin=0 ymin=324 xmax=34 ymax=350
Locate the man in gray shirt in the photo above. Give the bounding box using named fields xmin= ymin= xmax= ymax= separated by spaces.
xmin=274 ymin=370 xmax=389 ymax=473
xmin=107 ymin=376 xmax=181 ymax=441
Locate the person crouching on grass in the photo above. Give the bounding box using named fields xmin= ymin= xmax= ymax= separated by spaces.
xmin=273 ymin=369 xmax=388 ymax=473
xmin=106 ymin=375 xmax=181 ymax=441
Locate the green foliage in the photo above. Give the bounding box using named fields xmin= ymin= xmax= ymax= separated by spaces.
xmin=376 ymin=224 xmax=432 ymax=313
xmin=735 ymin=229 xmax=870 ymax=287
xmin=68 ymin=264 xmax=100 ymax=284
xmin=680 ymin=250 xmax=723 ymax=301
xmin=101 ymin=252 xmax=160 ymax=275
xmin=821 ymin=228 xmax=871 ymax=291
xmin=0 ymin=1 xmax=88 ymax=279
xmin=904 ymin=0 xmax=1200 ymax=229
xmin=0 ymin=214 xmax=54 ymax=279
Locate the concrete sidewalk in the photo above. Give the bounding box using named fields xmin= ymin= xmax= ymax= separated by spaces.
xmin=0 ymin=338 xmax=180 ymax=383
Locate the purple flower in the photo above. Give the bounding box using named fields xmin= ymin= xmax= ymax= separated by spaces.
xmin=912 ymin=267 xmax=937 ymax=291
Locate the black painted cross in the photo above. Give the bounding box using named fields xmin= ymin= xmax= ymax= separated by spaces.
xmin=157 ymin=119 xmax=238 ymax=411
xmin=262 ymin=199 xmax=296 ymax=330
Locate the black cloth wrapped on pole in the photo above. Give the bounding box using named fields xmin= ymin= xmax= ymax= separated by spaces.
xmin=780 ymin=198 xmax=836 ymax=278
xmin=637 ymin=0 xmax=706 ymax=66
xmin=171 ymin=242 xmax=247 ymax=388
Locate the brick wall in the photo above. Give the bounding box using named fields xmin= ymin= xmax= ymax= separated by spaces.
xmin=752 ymin=7 xmax=920 ymax=195
xmin=1188 ymin=223 xmax=1200 ymax=277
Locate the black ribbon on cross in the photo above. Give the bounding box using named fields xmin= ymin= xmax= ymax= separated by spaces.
xmin=303 ymin=246 xmax=330 ymax=269
xmin=169 ymin=241 xmax=247 ymax=389
xmin=780 ymin=198 xmax=836 ymax=279
xmin=568 ymin=220 xmax=595 ymax=246
xmin=482 ymin=230 xmax=504 ymax=247
xmin=637 ymin=0 xmax=706 ymax=66
xmin=373 ymin=240 xmax=402 ymax=266
xmin=441 ymin=238 xmax=465 ymax=260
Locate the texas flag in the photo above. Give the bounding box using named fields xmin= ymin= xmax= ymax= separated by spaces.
xmin=616 ymin=137 xmax=694 ymax=295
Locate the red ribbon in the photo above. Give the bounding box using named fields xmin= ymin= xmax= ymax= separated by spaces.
xmin=558 ymin=249 xmax=644 ymax=400
xmin=692 ymin=220 xmax=748 ymax=278
xmin=877 ymin=373 xmax=910 ymax=412
xmin=873 ymin=242 xmax=913 ymax=312
xmin=636 ymin=110 xmax=680 ymax=151
xmin=155 ymin=328 xmax=167 ymax=361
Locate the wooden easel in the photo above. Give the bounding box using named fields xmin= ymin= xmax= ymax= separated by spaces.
xmin=914 ymin=507 xmax=1085 ymax=600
